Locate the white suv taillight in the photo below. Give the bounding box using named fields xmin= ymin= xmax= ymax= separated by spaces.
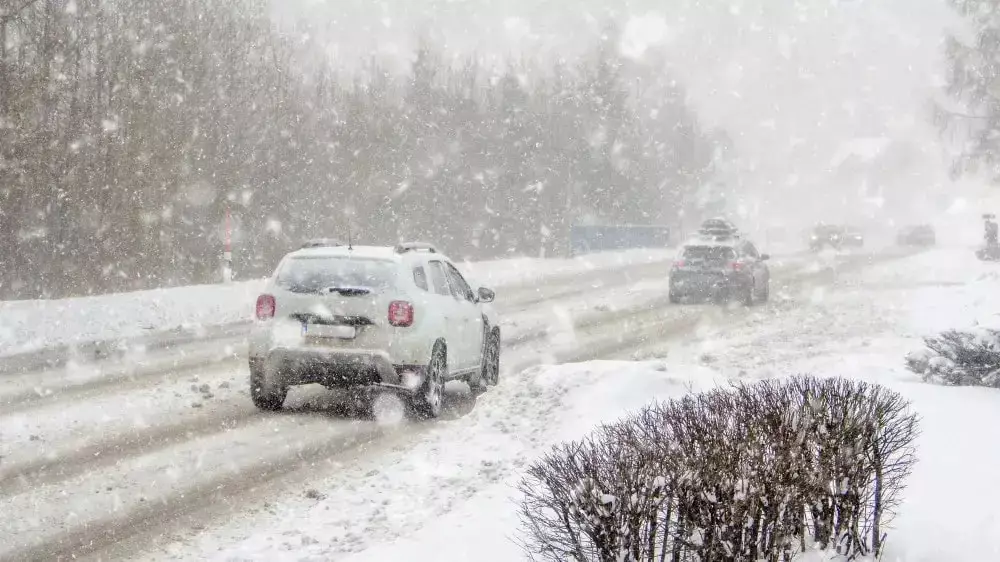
xmin=388 ymin=300 xmax=414 ymax=327
xmin=256 ymin=294 xmax=276 ymax=320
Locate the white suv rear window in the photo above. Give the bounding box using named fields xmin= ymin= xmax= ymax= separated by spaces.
xmin=276 ymin=257 xmax=396 ymax=293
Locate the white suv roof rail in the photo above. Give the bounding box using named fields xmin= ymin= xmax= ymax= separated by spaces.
xmin=301 ymin=238 xmax=344 ymax=249
xmin=394 ymin=241 xmax=437 ymax=254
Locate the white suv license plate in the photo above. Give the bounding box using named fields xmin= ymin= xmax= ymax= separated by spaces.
xmin=303 ymin=324 xmax=357 ymax=340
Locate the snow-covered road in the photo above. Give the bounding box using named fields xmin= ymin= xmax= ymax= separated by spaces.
xmin=0 ymin=247 xmax=912 ymax=561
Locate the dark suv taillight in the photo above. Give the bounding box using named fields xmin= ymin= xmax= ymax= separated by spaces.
xmin=256 ymin=294 xmax=276 ymax=320
xmin=388 ymin=301 xmax=414 ymax=327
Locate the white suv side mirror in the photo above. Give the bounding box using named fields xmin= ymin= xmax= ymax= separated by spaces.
xmin=477 ymin=287 xmax=495 ymax=303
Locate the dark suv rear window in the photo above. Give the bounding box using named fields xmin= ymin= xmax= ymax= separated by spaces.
xmin=275 ymin=257 xmax=396 ymax=293
xmin=682 ymin=246 xmax=736 ymax=262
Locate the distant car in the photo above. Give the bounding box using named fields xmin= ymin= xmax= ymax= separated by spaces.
xmin=897 ymin=225 xmax=936 ymax=247
xmin=809 ymin=225 xmax=842 ymax=251
xmin=809 ymin=224 xmax=863 ymax=251
xmin=248 ymin=240 xmax=501 ymax=418
xmin=842 ymin=227 xmax=865 ymax=248
xmin=669 ymin=233 xmax=771 ymax=305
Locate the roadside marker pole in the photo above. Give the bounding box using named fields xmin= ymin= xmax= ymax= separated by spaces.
xmin=223 ymin=206 xmax=233 ymax=283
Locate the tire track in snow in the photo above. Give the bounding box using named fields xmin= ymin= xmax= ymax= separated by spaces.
xmin=1 ymin=417 xmax=389 ymax=562
xmin=0 ymin=385 xmax=482 ymax=562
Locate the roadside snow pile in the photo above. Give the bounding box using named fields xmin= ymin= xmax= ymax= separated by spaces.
xmin=519 ymin=376 xmax=918 ymax=562
xmin=459 ymin=248 xmax=675 ymax=288
xmin=0 ymin=279 xmax=267 ymax=357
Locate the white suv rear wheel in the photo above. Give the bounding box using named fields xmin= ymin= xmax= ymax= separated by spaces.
xmin=250 ymin=358 xmax=288 ymax=411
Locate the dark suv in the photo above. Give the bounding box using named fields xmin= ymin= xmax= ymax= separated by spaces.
xmin=897 ymin=224 xmax=936 ymax=247
xmin=809 ymin=224 xmax=863 ymax=251
xmin=669 ymin=236 xmax=771 ymax=305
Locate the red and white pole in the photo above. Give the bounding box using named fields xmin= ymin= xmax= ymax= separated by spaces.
xmin=223 ymin=206 xmax=233 ymax=283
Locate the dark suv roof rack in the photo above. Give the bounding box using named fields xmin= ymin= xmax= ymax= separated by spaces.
xmin=698 ymin=227 xmax=740 ymax=239
xmin=394 ymin=241 xmax=437 ymax=254
xmin=301 ymin=238 xmax=343 ymax=249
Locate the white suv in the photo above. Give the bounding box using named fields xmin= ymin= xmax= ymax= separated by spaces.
xmin=249 ymin=240 xmax=501 ymax=418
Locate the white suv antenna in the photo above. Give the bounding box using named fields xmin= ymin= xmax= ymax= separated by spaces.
xmin=347 ymin=226 xmax=353 ymax=250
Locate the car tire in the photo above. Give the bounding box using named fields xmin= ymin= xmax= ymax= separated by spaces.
xmin=742 ymin=281 xmax=755 ymax=307
xmin=250 ymin=358 xmax=288 ymax=411
xmin=413 ymin=344 xmax=447 ymax=418
xmin=760 ymin=281 xmax=770 ymax=303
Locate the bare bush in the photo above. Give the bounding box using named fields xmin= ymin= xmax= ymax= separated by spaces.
xmin=518 ymin=428 xmax=670 ymax=561
xmin=906 ymin=328 xmax=1000 ymax=387
xmin=518 ymin=376 xmax=919 ymax=562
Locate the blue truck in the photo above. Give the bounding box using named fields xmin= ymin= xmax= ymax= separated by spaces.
xmin=569 ymin=224 xmax=672 ymax=257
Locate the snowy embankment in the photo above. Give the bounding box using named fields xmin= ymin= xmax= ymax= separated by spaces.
xmin=0 ymin=249 xmax=676 ymax=358
xmin=283 ymin=246 xmax=1000 ymax=562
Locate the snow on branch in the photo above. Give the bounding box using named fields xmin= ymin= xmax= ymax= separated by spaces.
xmin=518 ymin=376 xmax=919 ymax=562
xmin=907 ymin=328 xmax=1000 ymax=387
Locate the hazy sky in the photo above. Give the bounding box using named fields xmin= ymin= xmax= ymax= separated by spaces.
xmin=274 ymin=0 xmax=964 ymax=227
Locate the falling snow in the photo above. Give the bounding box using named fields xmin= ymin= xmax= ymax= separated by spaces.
xmin=2 ymin=0 xmax=999 ymax=561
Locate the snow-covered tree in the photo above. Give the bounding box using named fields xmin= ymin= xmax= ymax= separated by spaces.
xmin=907 ymin=327 xmax=1000 ymax=387
xmin=0 ymin=3 xmax=729 ymax=298
xmin=940 ymin=0 xmax=1000 ymax=180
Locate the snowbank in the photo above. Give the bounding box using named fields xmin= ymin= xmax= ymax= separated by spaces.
xmin=458 ymin=248 xmax=676 ymax=288
xmin=0 ymin=280 xmax=267 ymax=358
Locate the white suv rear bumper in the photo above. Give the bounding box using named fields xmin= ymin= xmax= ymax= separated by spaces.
xmin=251 ymin=346 xmax=425 ymax=390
